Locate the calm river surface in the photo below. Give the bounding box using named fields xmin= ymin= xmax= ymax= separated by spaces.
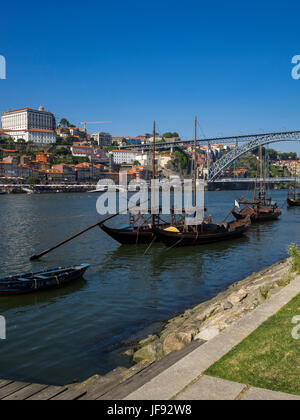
xmin=0 ymin=190 xmax=299 ymax=385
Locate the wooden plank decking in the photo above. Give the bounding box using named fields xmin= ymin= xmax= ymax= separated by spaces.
xmin=0 ymin=340 xmax=205 ymax=400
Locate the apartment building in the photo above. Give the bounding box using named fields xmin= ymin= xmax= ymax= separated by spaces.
xmin=1 ymin=106 xmax=56 ymax=143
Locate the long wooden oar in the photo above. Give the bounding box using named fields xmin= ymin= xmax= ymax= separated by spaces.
xmin=30 ymin=200 xmax=148 ymax=261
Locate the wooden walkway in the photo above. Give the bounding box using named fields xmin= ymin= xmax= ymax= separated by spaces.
xmin=0 ymin=340 xmax=205 ymax=400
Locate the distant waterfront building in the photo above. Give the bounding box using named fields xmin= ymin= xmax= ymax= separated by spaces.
xmin=71 ymin=143 xmax=107 ymax=161
xmin=110 ymin=150 xmax=140 ymax=165
xmin=111 ymin=136 xmax=124 ymax=146
xmin=123 ymin=137 xmax=142 ymax=145
xmin=1 ymin=106 xmax=56 ymax=143
xmin=93 ymin=132 xmax=112 ymax=147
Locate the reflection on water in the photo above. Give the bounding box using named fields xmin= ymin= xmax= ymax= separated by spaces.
xmin=0 ymin=279 xmax=87 ymax=313
xmin=0 ymin=190 xmax=299 ymax=385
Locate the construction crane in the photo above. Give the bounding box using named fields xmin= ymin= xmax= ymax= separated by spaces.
xmin=79 ymin=121 xmax=112 ymax=132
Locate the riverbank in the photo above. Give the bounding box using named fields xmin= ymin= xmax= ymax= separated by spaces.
xmin=1 ymin=257 xmax=298 ymax=400
xmin=128 ymin=257 xmax=296 ymax=367
xmin=0 ymin=184 xmax=98 ymax=194
xmin=0 ymin=181 xmax=292 ymax=194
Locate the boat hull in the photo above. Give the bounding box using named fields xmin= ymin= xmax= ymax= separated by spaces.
xmin=0 ymin=264 xmax=89 ymax=296
xmin=232 ymin=207 xmax=281 ymax=222
xmin=287 ymin=198 xmax=300 ymax=207
xmin=153 ymin=224 xmax=249 ymax=248
xmin=100 ymin=223 xmax=158 ymax=245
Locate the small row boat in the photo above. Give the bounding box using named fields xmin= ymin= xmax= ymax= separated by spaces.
xmin=0 ymin=264 xmax=89 ymax=296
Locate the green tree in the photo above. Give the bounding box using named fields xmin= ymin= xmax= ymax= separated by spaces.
xmin=60 ymin=118 xmax=70 ymax=127
xmin=163 ymin=132 xmax=179 ymax=139
xmin=27 ymin=177 xmax=40 ymax=185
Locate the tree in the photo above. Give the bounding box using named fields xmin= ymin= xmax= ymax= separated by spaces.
xmin=27 ymin=177 xmax=40 ymax=185
xmin=133 ymin=160 xmax=141 ymax=166
xmin=163 ymin=132 xmax=180 ymax=139
xmin=60 ymin=118 xmax=70 ymax=127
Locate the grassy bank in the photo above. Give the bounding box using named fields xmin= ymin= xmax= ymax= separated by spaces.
xmin=205 ymin=245 xmax=300 ymax=396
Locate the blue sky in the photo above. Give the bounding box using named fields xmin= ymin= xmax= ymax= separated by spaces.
xmin=1 ymin=0 xmax=300 ymax=153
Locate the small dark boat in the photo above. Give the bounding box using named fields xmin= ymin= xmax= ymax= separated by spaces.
xmin=287 ymin=169 xmax=300 ymax=206
xmin=0 ymin=264 xmax=89 ymax=296
xmin=153 ymin=217 xmax=251 ymax=248
xmin=287 ymin=195 xmax=300 ymax=207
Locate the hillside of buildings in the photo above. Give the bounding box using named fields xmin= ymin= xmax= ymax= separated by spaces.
xmin=0 ymin=107 xmax=299 ymax=186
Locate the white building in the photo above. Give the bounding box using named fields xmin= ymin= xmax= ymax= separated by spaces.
xmin=1 ymin=106 xmax=56 ymax=143
xmin=144 ymin=136 xmax=163 ymax=144
xmin=110 ymin=150 xmax=140 ymax=165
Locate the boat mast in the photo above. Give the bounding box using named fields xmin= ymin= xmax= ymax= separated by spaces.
xmin=294 ymin=162 xmax=297 ymax=198
xmin=253 ymin=157 xmax=259 ymax=201
xmin=194 ymin=116 xmax=197 ymax=208
xmin=152 ymin=120 xmax=156 ymax=226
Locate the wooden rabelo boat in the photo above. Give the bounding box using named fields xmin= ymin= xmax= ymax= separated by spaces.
xmin=100 ymin=121 xmax=186 ymax=245
xmin=287 ymin=192 xmax=300 ymax=207
xmin=232 ymin=192 xmax=281 ymax=222
xmin=232 ymin=146 xmax=281 ymax=222
xmin=0 ymin=264 xmax=89 ymax=296
xmin=287 ymin=165 xmax=300 ymax=207
xmin=100 ymin=212 xmax=184 ymax=245
xmin=152 ymin=117 xmax=251 ymax=248
xmin=153 ymin=217 xmax=251 ymax=248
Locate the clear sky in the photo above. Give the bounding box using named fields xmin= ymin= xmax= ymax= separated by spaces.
xmin=1 ymin=0 xmax=300 ymax=153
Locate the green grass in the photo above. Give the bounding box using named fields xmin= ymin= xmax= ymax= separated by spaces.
xmin=205 ymin=293 xmax=300 ymax=396
xmin=288 ymin=244 xmax=300 ymax=275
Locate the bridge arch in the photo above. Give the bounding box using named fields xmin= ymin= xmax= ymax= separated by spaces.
xmin=208 ymin=132 xmax=300 ymax=181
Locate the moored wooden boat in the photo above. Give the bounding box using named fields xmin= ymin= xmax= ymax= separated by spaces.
xmin=100 ymin=222 xmax=158 ymax=245
xmin=153 ymin=217 xmax=251 ymax=248
xmin=287 ymin=196 xmax=300 ymax=207
xmin=0 ymin=264 xmax=89 ymax=296
xmin=287 ymin=167 xmax=300 ymax=206
xmin=100 ymin=211 xmax=185 ymax=245
xmin=232 ymin=146 xmax=282 ymax=222
xmin=232 ymin=199 xmax=281 ymax=222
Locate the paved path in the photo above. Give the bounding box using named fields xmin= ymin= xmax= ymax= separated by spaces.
xmin=123 ymin=275 xmax=300 ymax=401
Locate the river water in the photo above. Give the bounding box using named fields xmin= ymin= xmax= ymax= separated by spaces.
xmin=0 ymin=190 xmax=299 ymax=385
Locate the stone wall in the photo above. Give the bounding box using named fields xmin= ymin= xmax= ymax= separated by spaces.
xmin=130 ymin=258 xmax=295 ymax=365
